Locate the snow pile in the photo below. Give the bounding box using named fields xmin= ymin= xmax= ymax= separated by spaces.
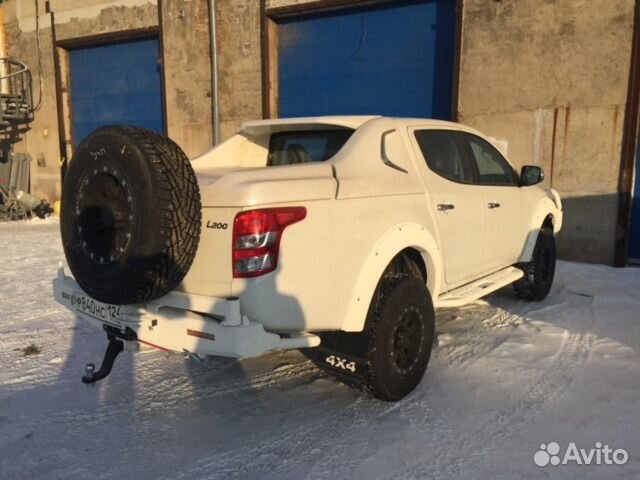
xmin=0 ymin=221 xmax=638 ymax=479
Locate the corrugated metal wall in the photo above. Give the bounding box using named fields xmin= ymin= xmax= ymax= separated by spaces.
xmin=0 ymin=153 xmax=30 ymax=192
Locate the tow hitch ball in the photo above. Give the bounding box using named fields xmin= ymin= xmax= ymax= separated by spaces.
xmin=82 ymin=335 xmax=124 ymax=384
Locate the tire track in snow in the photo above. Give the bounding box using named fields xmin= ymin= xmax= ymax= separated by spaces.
xmin=293 ymin=304 xmax=532 ymax=480
xmin=298 ymin=294 xmax=593 ymax=480
xmin=10 ymin=357 xmax=317 ymax=432
xmin=299 ymin=303 xmax=535 ymax=480
xmin=435 ymin=303 xmax=533 ymax=368
xmin=394 ymin=294 xmax=596 ymax=480
xmin=167 ymin=395 xmax=382 ymax=480
xmin=164 ymin=301 xmax=533 ymax=480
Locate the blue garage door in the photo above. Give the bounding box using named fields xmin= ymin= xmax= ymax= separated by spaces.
xmin=629 ymin=149 xmax=640 ymax=261
xmin=70 ymin=37 xmax=165 ymax=146
xmin=278 ymin=0 xmax=457 ymax=119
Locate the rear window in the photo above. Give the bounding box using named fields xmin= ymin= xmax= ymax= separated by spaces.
xmin=267 ymin=129 xmax=353 ymax=166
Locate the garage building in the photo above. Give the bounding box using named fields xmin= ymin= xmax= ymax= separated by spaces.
xmin=1 ymin=0 xmax=639 ymax=266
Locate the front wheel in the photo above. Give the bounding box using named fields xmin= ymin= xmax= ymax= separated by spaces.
xmin=514 ymin=227 xmax=556 ymax=301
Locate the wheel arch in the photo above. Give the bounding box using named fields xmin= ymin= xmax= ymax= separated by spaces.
xmin=518 ymin=194 xmax=562 ymax=263
xmin=341 ymin=223 xmax=442 ymax=332
xmin=401 ymin=247 xmax=428 ymax=281
xmin=542 ymin=213 xmax=555 ymax=230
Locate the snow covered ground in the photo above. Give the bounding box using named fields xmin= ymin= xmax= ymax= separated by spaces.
xmin=0 ymin=219 xmax=638 ymax=480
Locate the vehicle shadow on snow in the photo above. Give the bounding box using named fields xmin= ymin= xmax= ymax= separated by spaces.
xmin=7 ymin=258 xmax=628 ymax=480
xmin=56 ymin=252 xmax=320 ymax=418
xmin=52 ymin=251 xmax=317 ymax=400
xmin=75 ymin=263 xmax=639 ymax=479
xmin=182 ymin=258 xmax=319 ymax=414
xmin=0 ymin=300 xmax=139 ymax=478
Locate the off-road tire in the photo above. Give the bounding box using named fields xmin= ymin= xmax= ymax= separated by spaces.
xmin=363 ymin=276 xmax=435 ymax=401
xmin=513 ymin=227 xmax=556 ymax=301
xmin=302 ymin=275 xmax=435 ymax=401
xmin=61 ymin=125 xmax=201 ymax=305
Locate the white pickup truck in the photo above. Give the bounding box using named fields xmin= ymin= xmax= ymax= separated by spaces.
xmin=53 ymin=116 xmax=562 ymax=401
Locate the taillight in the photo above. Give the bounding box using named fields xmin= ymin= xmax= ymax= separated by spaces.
xmin=232 ymin=207 xmax=307 ymax=278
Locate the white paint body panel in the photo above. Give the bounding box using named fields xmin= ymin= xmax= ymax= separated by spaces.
xmin=53 ymin=116 xmax=563 ymax=357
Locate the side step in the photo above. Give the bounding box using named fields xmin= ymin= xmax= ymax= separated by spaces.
xmin=436 ymin=266 xmax=524 ymax=308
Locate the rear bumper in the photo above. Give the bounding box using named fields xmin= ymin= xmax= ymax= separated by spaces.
xmin=52 ymin=267 xmax=320 ymax=358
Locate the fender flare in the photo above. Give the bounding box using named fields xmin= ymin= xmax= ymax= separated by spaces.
xmin=341 ymin=223 xmax=442 ymax=332
xmin=518 ymin=190 xmax=563 ymax=262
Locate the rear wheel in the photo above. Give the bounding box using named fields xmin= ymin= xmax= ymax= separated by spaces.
xmin=514 ymin=227 xmax=556 ymax=301
xmin=302 ymin=274 xmax=435 ymax=402
xmin=364 ymin=276 xmax=435 ymax=401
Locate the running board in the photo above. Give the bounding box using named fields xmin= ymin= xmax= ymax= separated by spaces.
xmin=437 ymin=267 xmax=524 ymax=308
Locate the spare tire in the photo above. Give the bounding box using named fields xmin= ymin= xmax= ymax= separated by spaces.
xmin=61 ymin=126 xmax=201 ymax=305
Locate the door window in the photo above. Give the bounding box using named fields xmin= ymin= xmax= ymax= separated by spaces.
xmin=463 ymin=134 xmax=518 ymax=186
xmin=414 ymin=130 xmax=473 ymax=183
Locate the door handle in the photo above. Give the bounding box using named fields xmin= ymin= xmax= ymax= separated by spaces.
xmin=437 ymin=203 xmax=455 ymax=211
xmin=488 ymin=202 xmax=501 ymax=209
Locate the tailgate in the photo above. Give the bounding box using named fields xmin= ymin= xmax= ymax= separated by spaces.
xmin=177 ymin=206 xmax=238 ymax=297
xmin=182 ymin=163 xmax=337 ymax=297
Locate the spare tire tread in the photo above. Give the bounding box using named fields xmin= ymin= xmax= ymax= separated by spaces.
xmin=118 ymin=126 xmax=201 ymax=302
xmin=61 ymin=125 xmax=202 ymax=305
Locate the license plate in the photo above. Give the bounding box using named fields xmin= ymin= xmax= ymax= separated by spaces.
xmin=70 ymin=292 xmax=122 ymax=324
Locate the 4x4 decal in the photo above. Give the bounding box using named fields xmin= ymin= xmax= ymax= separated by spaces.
xmin=325 ymin=355 xmax=357 ymax=373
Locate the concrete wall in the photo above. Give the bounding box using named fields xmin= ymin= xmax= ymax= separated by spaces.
xmin=458 ymin=0 xmax=635 ymax=264
xmin=2 ymin=0 xmax=216 ymax=200
xmin=2 ymin=0 xmax=160 ymax=202
xmin=160 ymin=0 xmax=213 ymax=158
xmin=1 ymin=0 xmax=635 ymax=265
xmin=216 ymin=0 xmax=262 ymax=140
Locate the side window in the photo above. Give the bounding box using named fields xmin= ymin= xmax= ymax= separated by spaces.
xmin=414 ymin=130 xmax=472 ymax=183
xmin=463 ymin=134 xmax=517 ymax=186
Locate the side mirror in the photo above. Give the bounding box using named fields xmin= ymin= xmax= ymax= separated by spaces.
xmin=520 ymin=165 xmax=544 ymax=186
